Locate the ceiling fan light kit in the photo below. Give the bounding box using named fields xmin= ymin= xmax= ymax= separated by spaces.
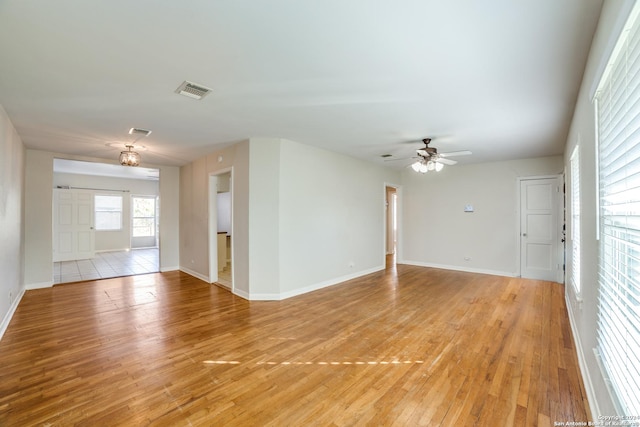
xmin=411 ymin=159 xmax=444 ymax=173
xmin=410 ymin=138 xmax=470 ymax=174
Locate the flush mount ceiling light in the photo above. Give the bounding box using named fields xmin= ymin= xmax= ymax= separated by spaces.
xmin=119 ymin=145 xmax=141 ymax=167
xmin=175 ymin=80 xmax=212 ymax=100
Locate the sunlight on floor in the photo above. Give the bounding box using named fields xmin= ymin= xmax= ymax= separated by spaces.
xmin=53 ymin=248 xmax=159 ymax=284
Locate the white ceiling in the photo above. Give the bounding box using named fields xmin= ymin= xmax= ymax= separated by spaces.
xmin=0 ymin=0 xmax=603 ymax=169
xmin=53 ymin=159 xmax=159 ymax=181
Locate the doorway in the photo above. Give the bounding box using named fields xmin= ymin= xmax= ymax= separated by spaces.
xmin=209 ymin=170 xmax=233 ymax=290
xmin=519 ymin=175 xmax=563 ymax=282
xmin=52 ymin=158 xmax=160 ymax=283
xmin=131 ymin=195 xmax=158 ymax=249
xmin=385 ymin=185 xmax=399 ymax=267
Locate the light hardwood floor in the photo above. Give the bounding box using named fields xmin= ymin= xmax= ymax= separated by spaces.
xmin=0 ymin=262 xmax=589 ymax=426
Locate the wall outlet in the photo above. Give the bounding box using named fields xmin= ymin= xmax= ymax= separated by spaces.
xmin=464 ymin=256 xmax=471 ymax=261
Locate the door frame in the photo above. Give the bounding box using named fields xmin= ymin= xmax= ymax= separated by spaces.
xmin=130 ymin=194 xmax=158 ymax=249
xmin=383 ymin=183 xmax=402 ymax=265
xmin=208 ymin=167 xmax=234 ymax=292
xmin=516 ymin=174 xmax=564 ymax=282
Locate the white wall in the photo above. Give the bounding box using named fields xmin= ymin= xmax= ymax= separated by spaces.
xmin=402 ymin=155 xmax=564 ymax=276
xmin=0 ymin=105 xmax=25 ymax=337
xmin=563 ymin=0 xmax=635 ymax=418
xmin=278 ymin=139 xmax=400 ymax=297
xmin=180 ymin=140 xmax=251 ymax=295
xmin=248 ymin=138 xmax=281 ymax=297
xmin=179 ymin=137 xmax=401 ymax=299
xmin=159 ymin=165 xmax=180 ymax=272
xmin=53 ymin=172 xmax=159 ymax=252
xmin=24 ymin=150 xmax=180 ymax=287
xmin=24 ymin=149 xmax=53 ymax=287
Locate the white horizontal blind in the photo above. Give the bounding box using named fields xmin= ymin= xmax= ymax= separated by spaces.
xmin=595 ymin=4 xmax=640 ymax=415
xmin=95 ymin=194 xmax=123 ymax=231
xmin=570 ymin=146 xmax=581 ymax=295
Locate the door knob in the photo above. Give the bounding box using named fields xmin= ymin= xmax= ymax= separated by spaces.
xmin=522 ymin=233 xmax=527 ymax=237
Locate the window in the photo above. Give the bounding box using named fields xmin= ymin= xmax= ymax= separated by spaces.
xmin=95 ymin=195 xmax=123 ymax=231
xmin=594 ymin=4 xmax=640 ymax=415
xmin=132 ymin=196 xmax=156 ymax=237
xmin=570 ymin=145 xmax=581 ymax=295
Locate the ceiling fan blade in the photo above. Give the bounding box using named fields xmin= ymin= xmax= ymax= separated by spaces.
xmin=437 ymin=158 xmax=457 ymax=165
xmin=439 ymin=150 xmax=472 ymax=157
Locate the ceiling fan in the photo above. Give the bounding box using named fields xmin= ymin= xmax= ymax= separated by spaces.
xmin=410 ymin=138 xmax=471 ymax=173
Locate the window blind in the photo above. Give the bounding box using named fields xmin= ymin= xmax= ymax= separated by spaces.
xmin=570 ymin=146 xmax=581 ymax=295
xmin=595 ymin=4 xmax=640 ymax=415
xmin=95 ymin=194 xmax=123 ymax=231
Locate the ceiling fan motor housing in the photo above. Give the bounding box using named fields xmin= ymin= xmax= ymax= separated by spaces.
xmin=417 ymin=139 xmax=438 ymax=159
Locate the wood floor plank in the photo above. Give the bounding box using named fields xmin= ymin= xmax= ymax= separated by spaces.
xmin=0 ymin=264 xmax=590 ymax=425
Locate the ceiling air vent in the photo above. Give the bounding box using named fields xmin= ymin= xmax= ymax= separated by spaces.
xmin=129 ymin=128 xmax=152 ymax=137
xmin=175 ymin=81 xmax=212 ymax=100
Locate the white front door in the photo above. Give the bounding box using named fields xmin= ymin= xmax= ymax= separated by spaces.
xmin=520 ymin=177 xmax=562 ymax=282
xmin=53 ymin=189 xmax=95 ymax=262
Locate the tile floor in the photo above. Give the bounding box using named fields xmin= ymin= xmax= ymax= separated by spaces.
xmin=53 ymin=248 xmax=159 ymax=284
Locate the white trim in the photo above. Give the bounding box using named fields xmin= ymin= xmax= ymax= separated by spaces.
xmin=233 ymin=288 xmax=250 ymax=300
xmin=516 ymin=174 xmax=564 ymax=282
xmin=592 ymin=1 xmax=640 ymax=99
xmin=179 ymin=267 xmax=209 ymax=283
xmin=0 ymin=289 xmax=25 ymax=341
xmin=565 ymin=293 xmax=599 ymax=420
xmin=160 ymin=265 xmax=179 ymax=272
xmin=208 ymin=167 xmax=234 ymax=293
xmin=569 ymin=145 xmax=582 ymax=298
xmin=247 ymin=265 xmax=386 ymax=301
xmin=594 ymin=98 xmax=601 ymax=241
xmin=383 ymin=182 xmax=402 ymax=263
xmin=25 ymin=281 xmax=54 ymax=290
xmin=401 ymin=260 xmax=515 ymax=278
xmin=208 ymin=174 xmax=219 ymax=284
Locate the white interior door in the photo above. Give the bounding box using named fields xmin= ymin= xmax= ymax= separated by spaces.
xmin=53 ymin=189 xmax=95 ymax=262
xmin=520 ymin=177 xmax=562 ymax=281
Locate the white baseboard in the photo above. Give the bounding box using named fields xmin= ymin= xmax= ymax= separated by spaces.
xmin=25 ymin=281 xmax=54 ymax=290
xmin=0 ymin=288 xmax=25 ymax=341
xmin=233 ymin=288 xmax=250 ymax=300
xmin=400 ymin=260 xmax=515 ymax=278
xmin=179 ymin=267 xmax=209 ymax=283
xmin=246 ymin=292 xmax=281 ymax=300
xmin=565 ymin=293 xmax=599 ymax=420
xmin=248 ymin=265 xmax=386 ymax=301
xmin=160 ymin=266 xmax=179 ymax=273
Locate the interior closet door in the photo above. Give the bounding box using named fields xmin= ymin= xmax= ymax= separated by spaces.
xmin=519 ymin=177 xmax=562 ymax=282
